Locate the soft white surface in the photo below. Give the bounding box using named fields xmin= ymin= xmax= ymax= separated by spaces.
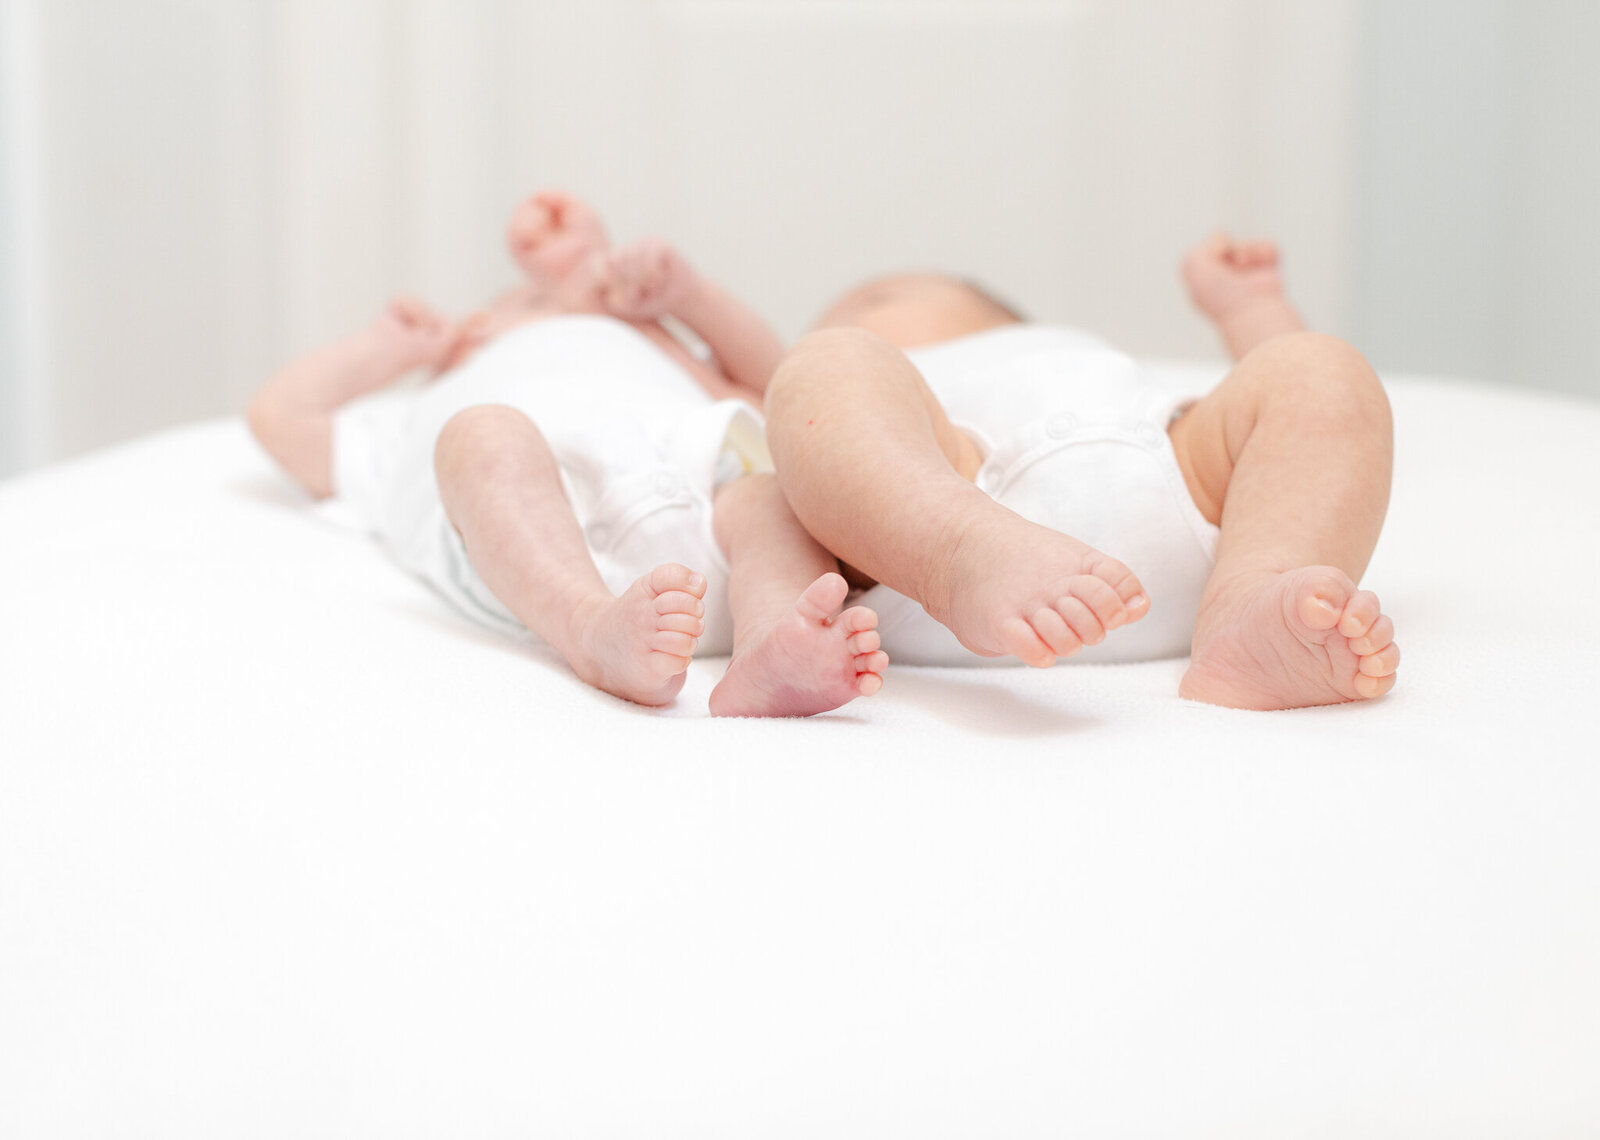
xmin=2 ymin=375 xmax=1598 ymax=1137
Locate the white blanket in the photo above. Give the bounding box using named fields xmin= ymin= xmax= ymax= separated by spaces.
xmin=2 ymin=373 xmax=1597 ymax=1136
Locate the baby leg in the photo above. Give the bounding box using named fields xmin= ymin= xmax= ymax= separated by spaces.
xmin=434 ymin=405 xmax=706 ymax=707
xmin=1167 ymin=332 xmax=1400 ymax=709
xmin=765 ymin=328 xmax=1148 ymax=667
xmin=707 ymin=474 xmax=888 ymax=718
xmin=249 ymin=297 xmax=453 ymax=497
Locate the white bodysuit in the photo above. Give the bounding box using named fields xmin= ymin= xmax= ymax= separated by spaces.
xmin=332 ymin=315 xmax=766 ymax=655
xmin=863 ymin=324 xmax=1221 ymax=665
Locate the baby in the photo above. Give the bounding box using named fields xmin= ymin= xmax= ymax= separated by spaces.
xmin=763 ymin=235 xmax=1400 ymax=710
xmin=249 ymin=190 xmax=886 ymax=716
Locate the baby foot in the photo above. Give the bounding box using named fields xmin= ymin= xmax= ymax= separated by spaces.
xmin=708 ymin=573 xmax=888 ymax=718
xmin=600 ymin=237 xmax=696 ymax=321
xmin=1178 ymin=566 xmax=1400 ymax=710
xmin=370 ymin=295 xmax=454 ymax=374
xmin=930 ymin=500 xmax=1149 ymax=667
xmin=569 ymin=563 xmax=707 ymax=707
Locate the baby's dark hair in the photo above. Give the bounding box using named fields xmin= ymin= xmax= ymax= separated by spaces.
xmin=960 ymin=277 xmax=1027 ymax=323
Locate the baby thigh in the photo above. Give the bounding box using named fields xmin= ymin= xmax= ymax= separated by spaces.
xmin=1165 ymin=331 xmax=1391 ymax=581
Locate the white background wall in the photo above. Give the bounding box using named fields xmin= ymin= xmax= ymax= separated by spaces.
xmin=1348 ymin=0 xmax=1600 ymax=392
xmin=1 ymin=0 xmax=1596 ymax=477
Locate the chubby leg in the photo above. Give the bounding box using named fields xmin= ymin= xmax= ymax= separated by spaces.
xmin=765 ymin=328 xmax=1149 ymax=668
xmin=1168 ymin=332 xmax=1400 ymax=709
xmin=707 ymin=474 xmax=888 ymax=718
xmin=434 ymin=405 xmax=706 ymax=707
xmin=249 ymin=297 xmax=453 ymax=498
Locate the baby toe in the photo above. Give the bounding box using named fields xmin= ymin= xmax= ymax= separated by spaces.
xmin=1348 ymin=614 xmax=1393 ymax=656
xmin=1056 ymin=595 xmax=1104 ymax=646
xmin=651 ymin=630 xmax=698 ymax=656
xmin=657 ymin=611 xmax=703 ymax=636
xmin=795 ymin=573 xmax=849 ymax=622
xmin=1338 ymin=589 xmax=1382 ymax=637
xmin=847 ymin=631 xmax=881 ymax=657
xmin=1354 ymin=671 xmax=1397 ymax=699
xmin=654 ymin=590 xmax=705 ymax=618
xmin=1090 ymin=554 xmax=1145 ymax=605
xmin=838 ymin=604 xmax=878 ymax=634
xmin=648 ymin=563 xmax=706 ymax=598
xmin=1296 ymin=575 xmax=1350 ymax=631
xmin=1358 ymin=641 xmax=1401 ymax=677
xmin=1030 ymin=607 xmax=1081 ymax=657
xmin=1000 ymin=616 xmax=1055 ymax=668
xmin=1070 ymin=574 xmax=1128 ymax=630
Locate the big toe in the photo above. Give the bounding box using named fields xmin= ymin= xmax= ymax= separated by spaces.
xmin=794 ymin=572 xmax=850 ymax=624
xmin=1292 ymin=569 xmax=1355 ymax=633
xmin=1338 ymin=589 xmax=1383 ymax=639
xmin=647 ymin=563 xmax=707 ymax=602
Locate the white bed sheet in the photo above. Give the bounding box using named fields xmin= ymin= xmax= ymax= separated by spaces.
xmin=2 ymin=373 xmax=1598 ymax=1137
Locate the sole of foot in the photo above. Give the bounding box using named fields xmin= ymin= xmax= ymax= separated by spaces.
xmin=709 ymin=572 xmax=888 ymax=718
xmin=1179 ymin=565 xmax=1399 ymax=710
xmin=934 ymin=502 xmax=1150 ymax=667
xmin=572 ymin=563 xmax=707 ymax=707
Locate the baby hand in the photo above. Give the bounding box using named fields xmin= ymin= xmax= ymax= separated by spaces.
xmin=1181 ymin=232 xmax=1286 ymax=324
xmin=600 ymin=237 xmax=697 ymax=321
xmin=373 ymin=295 xmax=457 ymax=373
xmin=431 ymin=310 xmax=494 ymax=377
xmin=507 ymin=189 xmax=608 ymax=286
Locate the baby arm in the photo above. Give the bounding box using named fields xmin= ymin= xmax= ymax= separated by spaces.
xmin=248 ymin=297 xmax=455 ymax=497
xmin=601 ymin=238 xmax=783 ymax=401
xmin=1182 ymin=233 xmax=1307 ymax=361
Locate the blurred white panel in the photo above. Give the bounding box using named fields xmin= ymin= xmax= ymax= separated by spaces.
xmin=1231 ymin=0 xmax=1361 ymax=341
xmin=1504 ymin=2 xmax=1600 ymax=397
xmin=1347 ymin=0 xmax=1513 ymax=385
xmin=38 ymin=0 xmax=277 ymax=459
xmin=272 ymin=0 xmax=403 ymax=353
xmin=0 ymin=0 xmax=50 ymax=475
xmin=214 ymin=3 xmax=279 ymax=417
xmin=23 ymin=0 xmax=1596 ymax=474
xmin=647 ymin=0 xmax=1356 ymax=353
xmin=651 ymin=0 xmax=1096 ymax=341
xmin=391 ymin=0 xmax=514 ymax=314
xmin=494 ymin=0 xmax=672 ymax=244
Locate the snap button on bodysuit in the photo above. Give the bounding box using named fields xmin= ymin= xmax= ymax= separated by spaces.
xmin=1046 ymin=413 xmax=1077 ymax=440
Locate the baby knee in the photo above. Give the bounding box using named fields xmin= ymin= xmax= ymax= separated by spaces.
xmin=795 ymin=326 xmax=903 ymax=372
xmin=434 ymin=404 xmax=548 ymax=483
xmin=773 ymin=328 xmax=894 ymax=384
xmin=1258 ymin=333 xmax=1389 ymax=426
xmin=767 ymin=327 xmax=909 ymax=417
